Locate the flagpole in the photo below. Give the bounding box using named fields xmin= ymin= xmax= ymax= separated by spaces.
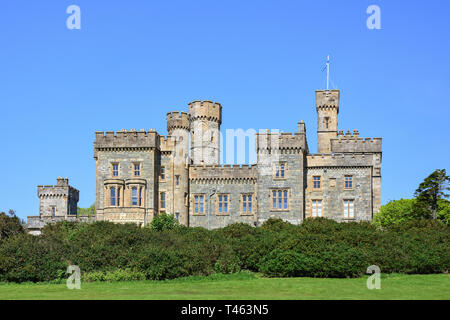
xmin=326 ymin=55 xmax=330 ymax=91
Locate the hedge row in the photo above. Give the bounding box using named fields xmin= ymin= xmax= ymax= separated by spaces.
xmin=0 ymin=218 xmax=448 ymax=282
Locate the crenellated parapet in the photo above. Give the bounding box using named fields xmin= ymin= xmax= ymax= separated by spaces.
xmin=307 ymin=153 xmax=379 ymax=168
xmin=38 ymin=177 xmax=79 ymax=201
xmin=167 ymin=111 xmax=190 ymax=132
xmin=330 ymin=130 xmax=382 ymax=153
xmin=188 ymin=100 xmax=222 ymax=124
xmin=316 ymin=90 xmax=340 ymax=112
xmin=255 ymin=131 xmax=306 ymax=153
xmin=94 ymin=129 xmax=158 ymax=159
xmin=159 ymin=134 xmax=177 ymax=153
xmin=189 ymin=164 xmax=257 ymax=183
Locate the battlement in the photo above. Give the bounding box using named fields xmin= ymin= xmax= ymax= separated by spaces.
xmin=38 ymin=178 xmax=79 ymax=200
xmin=159 ymin=134 xmax=177 ymax=152
xmin=316 ymin=90 xmax=339 ymax=112
xmin=307 ymin=152 xmax=378 ymax=168
xmin=188 ymin=100 xmax=222 ymax=124
xmin=189 ymin=164 xmax=257 ymax=182
xmin=167 ymin=111 xmax=190 ymax=132
xmin=94 ymin=129 xmax=158 ymax=158
xmin=330 ymin=131 xmax=382 ymax=153
xmin=255 ymin=131 xmax=306 ymax=152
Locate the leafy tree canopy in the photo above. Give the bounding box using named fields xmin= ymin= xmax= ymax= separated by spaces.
xmin=0 ymin=210 xmax=24 ymax=240
xmin=77 ymin=203 xmax=96 ymax=216
xmin=414 ymin=169 xmax=449 ymax=219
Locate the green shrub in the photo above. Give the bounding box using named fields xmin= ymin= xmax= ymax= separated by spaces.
xmin=147 ymin=212 xmax=179 ymax=231
xmin=83 ymin=269 xmax=146 ymax=282
xmin=0 ymin=218 xmax=448 ymax=283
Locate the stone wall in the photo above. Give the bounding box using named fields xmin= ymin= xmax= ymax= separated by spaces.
xmin=305 ymin=166 xmax=373 ymax=221
xmin=90 ymin=90 xmax=382 ymax=228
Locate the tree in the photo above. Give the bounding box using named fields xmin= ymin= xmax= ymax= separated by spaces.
xmin=414 ymin=169 xmax=450 ymax=220
xmin=373 ymin=199 xmax=418 ymax=228
xmin=77 ymin=203 xmax=96 ymax=216
xmin=0 ymin=210 xmax=24 ymax=240
xmin=147 ymin=212 xmax=179 ymax=231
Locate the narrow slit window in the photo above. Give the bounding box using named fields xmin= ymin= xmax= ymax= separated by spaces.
xmin=160 ymin=192 xmax=166 ymax=210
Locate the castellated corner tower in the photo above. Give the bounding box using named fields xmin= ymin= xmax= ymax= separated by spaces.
xmin=188 ymin=100 xmax=222 ymax=165
xmin=166 ymin=111 xmax=190 ymax=225
xmin=316 ymin=90 xmax=339 ymax=153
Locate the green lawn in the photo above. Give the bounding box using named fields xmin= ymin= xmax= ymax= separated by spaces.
xmin=0 ymin=273 xmax=448 ymax=300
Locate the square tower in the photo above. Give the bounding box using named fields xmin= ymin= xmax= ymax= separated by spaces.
xmin=316 ymin=90 xmax=339 ymax=153
xmin=38 ymin=177 xmax=79 ymax=218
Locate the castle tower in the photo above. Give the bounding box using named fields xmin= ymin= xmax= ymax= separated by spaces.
xmin=38 ymin=177 xmax=79 ymax=218
xmin=316 ymin=90 xmax=339 ymax=153
xmin=166 ymin=111 xmax=190 ymax=225
xmin=188 ymin=100 xmax=222 ymax=165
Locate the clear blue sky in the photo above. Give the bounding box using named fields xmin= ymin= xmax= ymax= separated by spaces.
xmin=1 ymin=0 xmax=449 ymax=220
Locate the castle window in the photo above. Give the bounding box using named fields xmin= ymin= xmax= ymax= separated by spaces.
xmin=139 ymin=187 xmax=143 ymax=206
xmin=313 ymin=176 xmax=321 ymax=189
xmin=117 ymin=187 xmax=121 ymax=206
xmin=176 ymin=175 xmax=180 ymax=186
xmin=160 ymin=166 xmax=166 ymax=181
xmin=242 ymin=194 xmax=253 ymax=214
xmin=345 ymin=176 xmax=353 ymax=189
xmin=344 ymin=200 xmax=355 ymax=219
xmin=274 ymin=163 xmax=286 ymax=179
xmin=110 ymin=187 xmax=117 ymax=206
xmin=272 ymin=189 xmax=289 ymax=210
xmin=112 ymin=163 xmax=119 ymax=177
xmin=325 ymin=118 xmax=329 ymax=129
xmin=134 ymin=163 xmax=141 ymax=176
xmin=217 ymin=194 xmax=229 ymax=214
xmin=159 ymin=192 xmax=166 ymax=210
xmin=312 ymin=200 xmax=323 ymax=217
xmin=132 ymin=187 xmax=138 ymax=206
xmin=194 ymin=195 xmax=204 ymax=214
xmin=184 ymin=193 xmax=188 ymax=206
xmin=51 ymin=207 xmax=56 ymax=218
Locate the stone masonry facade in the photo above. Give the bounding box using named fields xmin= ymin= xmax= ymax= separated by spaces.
xmin=26 ymin=178 xmax=90 ymax=235
xmin=93 ymin=89 xmax=382 ymax=228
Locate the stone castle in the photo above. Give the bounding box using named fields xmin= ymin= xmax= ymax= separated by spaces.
xmin=27 ymin=89 xmax=382 ymax=232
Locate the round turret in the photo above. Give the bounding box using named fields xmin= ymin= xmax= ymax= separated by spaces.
xmin=188 ymin=100 xmax=222 ymax=124
xmin=167 ymin=111 xmax=190 ymax=133
xmin=188 ymin=100 xmax=222 ymax=165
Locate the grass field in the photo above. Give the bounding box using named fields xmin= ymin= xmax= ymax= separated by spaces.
xmin=0 ymin=272 xmax=448 ymax=300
